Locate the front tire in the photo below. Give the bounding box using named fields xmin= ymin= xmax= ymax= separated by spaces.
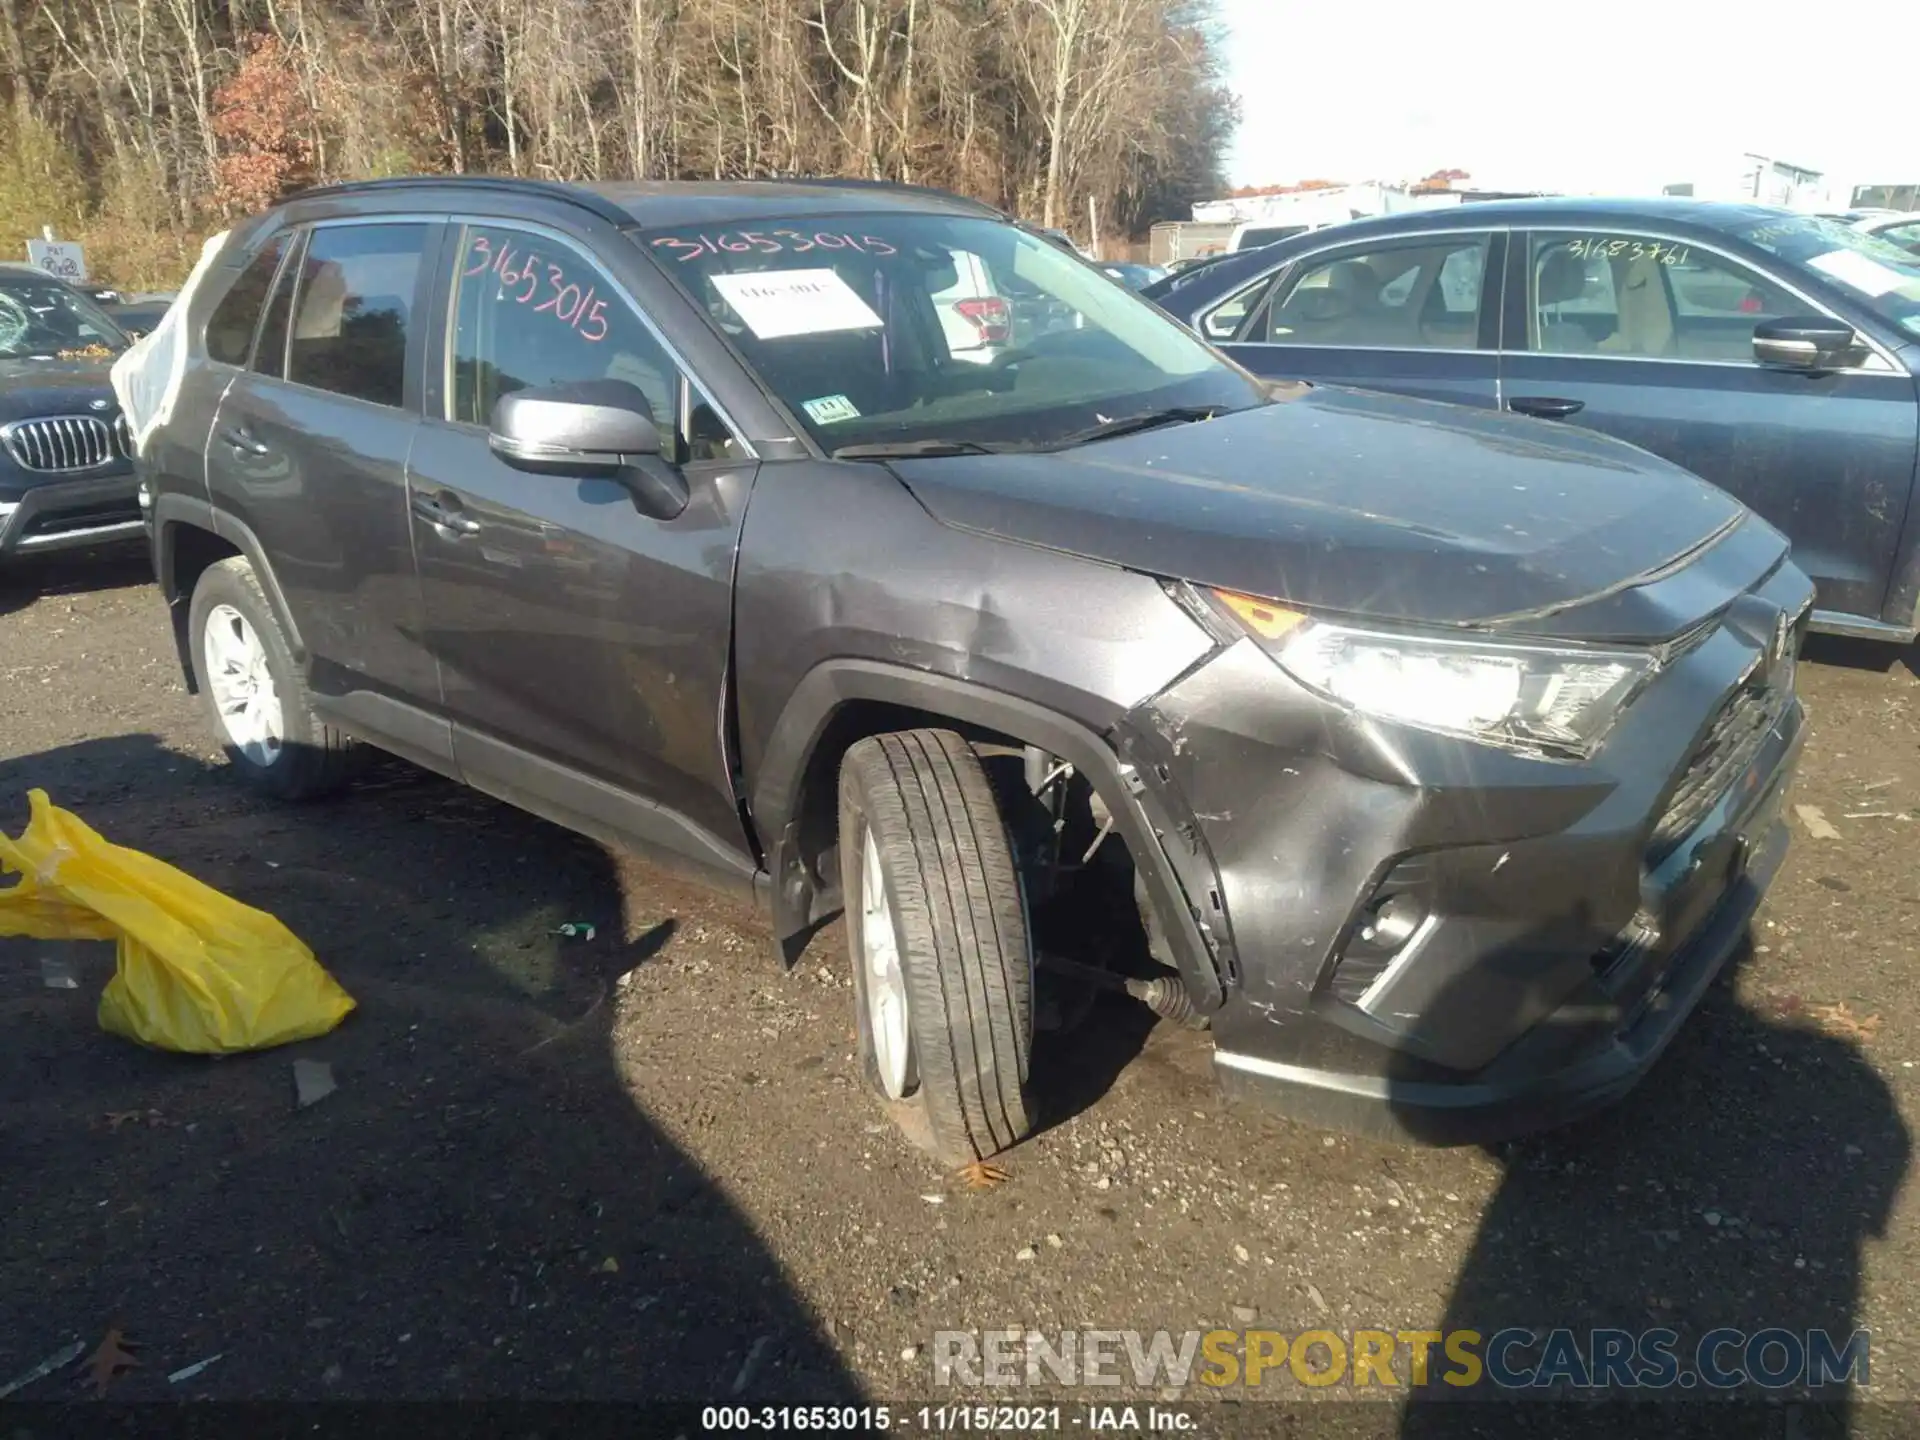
xmin=188 ymin=556 xmax=359 ymax=800
xmin=839 ymin=729 xmax=1034 ymax=1165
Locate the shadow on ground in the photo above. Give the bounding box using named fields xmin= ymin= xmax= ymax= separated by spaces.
xmin=1395 ymin=939 xmax=1907 ymax=1437
xmin=1803 ymin=632 xmax=1920 ymax=679
xmin=0 ymin=547 xmax=153 ymax=620
xmin=0 ymin=735 xmax=857 ymax=1400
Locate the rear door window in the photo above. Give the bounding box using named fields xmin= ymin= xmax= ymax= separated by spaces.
xmin=206 ymin=234 xmax=289 ymax=366
xmin=286 ymin=223 xmax=429 ymax=409
xmin=1257 ymin=235 xmax=1491 ymax=349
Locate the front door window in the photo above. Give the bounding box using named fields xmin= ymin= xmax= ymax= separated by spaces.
xmin=1527 ymin=233 xmax=1801 ymax=362
xmin=447 ymin=224 xmax=742 ymax=461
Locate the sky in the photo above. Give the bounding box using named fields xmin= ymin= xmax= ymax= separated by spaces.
xmin=1216 ymin=0 xmax=1919 ymax=198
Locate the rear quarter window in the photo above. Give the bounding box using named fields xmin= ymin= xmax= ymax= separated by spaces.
xmin=206 ymin=235 xmax=289 ymax=366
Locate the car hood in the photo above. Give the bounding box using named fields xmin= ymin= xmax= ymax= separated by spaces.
xmin=888 ymin=386 xmax=1763 ymax=635
xmin=0 ymin=356 xmax=121 ymax=420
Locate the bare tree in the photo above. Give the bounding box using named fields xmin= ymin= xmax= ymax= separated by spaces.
xmin=17 ymin=0 xmax=1237 ymax=280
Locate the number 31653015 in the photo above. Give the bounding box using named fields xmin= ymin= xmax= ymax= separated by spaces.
xmin=465 ymin=235 xmax=609 ymax=342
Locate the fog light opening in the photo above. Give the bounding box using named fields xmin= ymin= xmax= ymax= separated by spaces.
xmin=1330 ymin=888 xmax=1435 ymax=1011
xmin=1353 ymin=892 xmax=1426 ymax=956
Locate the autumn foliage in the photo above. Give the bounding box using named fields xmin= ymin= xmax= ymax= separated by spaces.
xmin=211 ymin=36 xmax=318 ymax=216
xmin=14 ymin=0 xmax=1238 ymax=287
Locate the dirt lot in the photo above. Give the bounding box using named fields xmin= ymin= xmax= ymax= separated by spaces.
xmin=4 ymin=548 xmax=1919 ymax=1426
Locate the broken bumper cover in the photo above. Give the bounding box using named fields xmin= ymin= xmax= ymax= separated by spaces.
xmin=1213 ymin=778 xmax=1790 ymax=1145
xmin=1117 ymin=558 xmax=1812 ymax=1146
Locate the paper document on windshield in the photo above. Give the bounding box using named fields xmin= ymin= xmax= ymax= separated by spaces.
xmin=1806 ymin=249 xmax=1912 ymax=298
xmin=711 ymin=268 xmax=883 ymax=340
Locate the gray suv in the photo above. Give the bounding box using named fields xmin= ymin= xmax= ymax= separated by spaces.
xmin=140 ymin=176 xmax=1810 ymax=1164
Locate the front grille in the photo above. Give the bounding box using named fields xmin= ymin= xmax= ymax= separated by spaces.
xmin=1648 ymin=677 xmax=1783 ymax=861
xmin=4 ymin=415 xmax=119 ymax=472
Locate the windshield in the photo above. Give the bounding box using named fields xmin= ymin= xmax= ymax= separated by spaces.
xmin=1730 ymin=214 xmax=1920 ymax=340
xmin=0 ymin=276 xmax=130 ymax=359
xmin=640 ymin=212 xmax=1265 ymax=453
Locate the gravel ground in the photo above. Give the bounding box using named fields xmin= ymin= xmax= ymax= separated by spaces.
xmin=3 ymin=549 xmax=1918 ymax=1428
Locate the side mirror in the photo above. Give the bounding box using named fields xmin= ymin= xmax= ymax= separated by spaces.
xmin=1753 ymin=316 xmax=1866 ymax=371
xmin=489 ymin=379 xmax=689 ymax=520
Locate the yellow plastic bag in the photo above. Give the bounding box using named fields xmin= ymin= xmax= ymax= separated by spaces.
xmin=0 ymin=790 xmax=354 ymax=1052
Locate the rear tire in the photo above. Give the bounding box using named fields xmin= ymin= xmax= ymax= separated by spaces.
xmin=839 ymin=729 xmax=1034 ymax=1166
xmin=188 ymin=556 xmax=361 ymax=800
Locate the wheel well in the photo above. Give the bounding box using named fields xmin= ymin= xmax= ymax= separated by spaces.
xmin=163 ymin=523 xmax=242 ymax=694
xmin=787 ymin=700 xmax=1021 ymax=901
xmin=786 ymin=701 xmax=1173 ymax=1033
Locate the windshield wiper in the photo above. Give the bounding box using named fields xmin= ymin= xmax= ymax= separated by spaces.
xmin=1055 ymin=405 xmax=1224 ymax=447
xmin=831 ymin=438 xmax=1005 ymax=460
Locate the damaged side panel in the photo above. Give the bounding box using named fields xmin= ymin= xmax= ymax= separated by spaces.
xmin=736 ymin=459 xmax=1227 ymax=990
xmin=735 ymin=462 xmax=1215 ymax=777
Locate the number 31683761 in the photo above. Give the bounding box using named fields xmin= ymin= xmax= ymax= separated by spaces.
xmin=465 ymin=235 xmax=609 ymax=342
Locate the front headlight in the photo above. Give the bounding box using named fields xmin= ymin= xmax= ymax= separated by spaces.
xmin=1211 ymin=590 xmax=1655 ymax=758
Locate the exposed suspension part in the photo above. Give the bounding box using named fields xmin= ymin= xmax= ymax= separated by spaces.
xmin=1036 ymin=952 xmax=1211 ymax=1031
xmin=1121 ymin=973 xmax=1207 ymax=1029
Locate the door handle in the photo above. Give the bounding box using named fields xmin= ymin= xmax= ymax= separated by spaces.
xmin=219 ymin=424 xmax=271 ymax=456
xmin=1507 ymin=396 xmax=1586 ymax=420
xmin=410 ymin=490 xmax=481 ymax=536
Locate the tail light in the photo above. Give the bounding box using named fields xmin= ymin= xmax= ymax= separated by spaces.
xmin=952 ymin=296 xmax=1011 ymax=344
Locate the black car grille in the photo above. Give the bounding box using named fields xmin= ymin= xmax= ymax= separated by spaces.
xmin=4 ymin=415 xmax=121 ymax=473
xmin=1648 ymin=674 xmax=1785 ymax=862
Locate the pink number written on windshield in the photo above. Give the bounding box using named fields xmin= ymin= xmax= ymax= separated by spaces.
xmin=650 ymin=230 xmax=898 ymax=261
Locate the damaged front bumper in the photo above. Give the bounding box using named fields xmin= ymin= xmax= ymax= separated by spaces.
xmin=1113 ymin=557 xmax=1813 ymax=1147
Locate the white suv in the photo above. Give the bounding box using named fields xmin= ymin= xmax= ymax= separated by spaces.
xmin=930 ymin=249 xmax=1011 ymax=363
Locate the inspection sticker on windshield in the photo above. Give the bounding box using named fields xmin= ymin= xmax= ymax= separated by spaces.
xmin=710 ymin=268 xmax=882 ymax=340
xmin=802 ymin=393 xmax=861 ymax=424
xmin=1807 ymin=249 xmax=1911 ymax=298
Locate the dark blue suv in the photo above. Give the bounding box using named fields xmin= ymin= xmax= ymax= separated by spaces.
xmin=0 ymin=264 xmax=140 ymax=565
xmin=1148 ymin=199 xmax=1920 ymax=643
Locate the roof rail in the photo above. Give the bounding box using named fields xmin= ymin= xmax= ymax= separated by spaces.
xmin=286 ymin=171 xmax=1009 ymax=226
xmin=743 ymin=174 xmax=1008 ymax=218
xmin=283 ymin=174 xmax=636 ymax=228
